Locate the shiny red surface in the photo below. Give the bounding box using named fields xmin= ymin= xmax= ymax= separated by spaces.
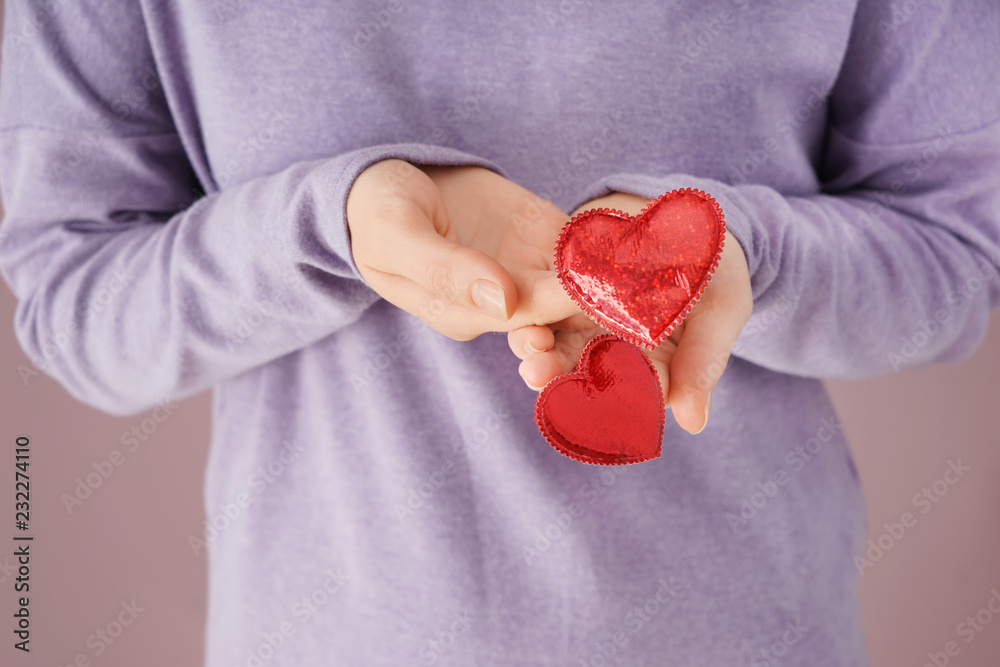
xmin=535 ymin=335 xmax=664 ymax=465
xmin=554 ymin=189 xmax=726 ymax=349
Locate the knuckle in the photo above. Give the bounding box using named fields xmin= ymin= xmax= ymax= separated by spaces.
xmin=424 ymin=262 xmax=458 ymax=300
xmin=378 ymin=198 xmax=417 ymax=225
xmin=507 ymin=330 xmax=529 ymax=357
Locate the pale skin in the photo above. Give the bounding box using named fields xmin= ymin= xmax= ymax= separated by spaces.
xmin=346 ymin=160 xmax=753 ymax=435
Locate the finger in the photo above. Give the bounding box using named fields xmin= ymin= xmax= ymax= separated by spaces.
xmin=508 ymin=325 xmax=555 ymax=360
xmin=506 ymin=270 xmax=581 ymax=329
xmin=667 ymin=334 xmax=728 ymax=434
xmin=518 ymin=354 xmax=567 ymax=391
xmin=436 ymin=270 xmax=581 ymax=339
xmin=666 ymin=289 xmax=751 ymax=435
xmin=364 ymin=267 xmax=577 ymax=341
xmin=408 ymin=226 xmax=519 ymax=321
xmin=361 ymin=271 xmax=505 ymax=340
xmin=518 ymin=324 xmax=598 ymax=389
xmin=358 ymin=198 xmax=518 ymax=322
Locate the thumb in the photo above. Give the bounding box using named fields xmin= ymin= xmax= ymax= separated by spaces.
xmin=667 ymin=300 xmax=751 ymax=433
xmin=667 ymin=232 xmax=752 ymax=434
xmin=380 ymin=207 xmax=519 ymax=321
xmin=507 ymin=270 xmax=581 ymax=328
xmin=666 ymin=326 xmax=733 ymax=435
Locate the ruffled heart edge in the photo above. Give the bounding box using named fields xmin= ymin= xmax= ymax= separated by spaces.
xmin=533 ymin=334 xmax=665 ymax=466
xmin=553 ymin=188 xmax=727 ymax=350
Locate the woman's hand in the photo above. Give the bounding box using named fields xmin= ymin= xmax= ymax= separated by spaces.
xmin=346 ymin=160 xmax=578 ymax=340
xmin=507 ymin=192 xmax=753 ymax=435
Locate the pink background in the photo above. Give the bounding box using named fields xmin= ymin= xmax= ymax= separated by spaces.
xmin=1 ymin=8 xmax=999 ymax=665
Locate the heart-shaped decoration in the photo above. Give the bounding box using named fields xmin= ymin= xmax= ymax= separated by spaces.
xmin=554 ymin=189 xmax=726 ymax=349
xmin=534 ymin=334 xmax=664 ymax=465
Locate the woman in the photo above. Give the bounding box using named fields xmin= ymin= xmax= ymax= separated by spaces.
xmin=1 ymin=0 xmax=997 ymax=664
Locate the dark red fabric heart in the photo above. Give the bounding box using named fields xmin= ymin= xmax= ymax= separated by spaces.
xmin=534 ymin=335 xmax=664 ymax=465
xmin=554 ymin=189 xmax=726 ymax=349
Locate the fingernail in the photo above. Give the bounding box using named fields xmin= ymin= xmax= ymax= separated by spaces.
xmin=518 ymin=361 xmax=545 ymax=391
xmin=524 ymin=340 xmax=543 ymax=355
xmin=690 ymin=393 xmax=712 ymax=435
xmin=471 ymin=279 xmax=509 ymax=321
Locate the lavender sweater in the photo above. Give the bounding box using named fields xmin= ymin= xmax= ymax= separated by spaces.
xmin=2 ymin=0 xmax=999 ymax=664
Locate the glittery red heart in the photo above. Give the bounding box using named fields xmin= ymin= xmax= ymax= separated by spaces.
xmin=534 ymin=335 xmax=664 ymax=466
xmin=554 ymin=189 xmax=726 ymax=349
